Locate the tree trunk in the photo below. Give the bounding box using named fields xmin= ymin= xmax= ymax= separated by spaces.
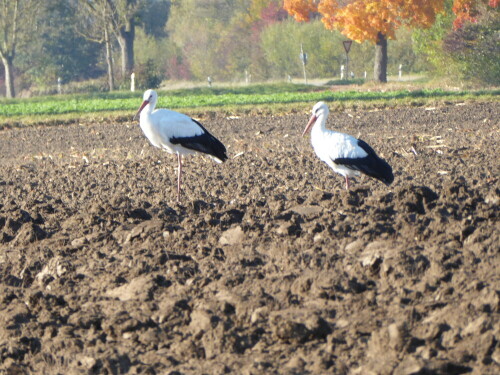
xmin=117 ymin=19 xmax=135 ymax=77
xmin=104 ymin=27 xmax=115 ymax=91
xmin=374 ymin=32 xmax=388 ymax=83
xmin=1 ymin=56 xmax=15 ymax=98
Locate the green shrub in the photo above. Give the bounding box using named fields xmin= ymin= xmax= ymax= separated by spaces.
xmin=135 ymin=59 xmax=163 ymax=89
xmin=442 ymin=12 xmax=500 ymax=85
xmin=413 ymin=2 xmax=499 ymax=85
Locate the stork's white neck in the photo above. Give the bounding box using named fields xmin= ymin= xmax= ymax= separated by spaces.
xmin=145 ymin=101 xmax=156 ymax=114
xmin=140 ymin=102 xmax=155 ymax=124
xmin=311 ymin=112 xmax=328 ymax=135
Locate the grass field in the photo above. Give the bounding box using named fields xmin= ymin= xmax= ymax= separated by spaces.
xmin=0 ymin=82 xmax=498 ymax=126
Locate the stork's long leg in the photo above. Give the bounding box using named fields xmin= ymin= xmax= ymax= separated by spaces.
xmin=177 ymin=154 xmax=182 ymax=201
xmin=345 ymin=176 xmax=350 ymax=190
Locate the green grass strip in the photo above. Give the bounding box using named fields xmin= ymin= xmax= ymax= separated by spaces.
xmin=0 ymin=84 xmax=498 ymax=118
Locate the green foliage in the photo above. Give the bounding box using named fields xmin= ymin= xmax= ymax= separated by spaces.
xmin=261 ymin=20 xmax=342 ymax=79
xmin=341 ymin=28 xmax=431 ymax=78
xmin=166 ymin=0 xmax=241 ymax=80
xmin=442 ymin=11 xmax=500 ymax=85
xmin=387 ymin=28 xmax=431 ymax=75
xmin=260 ymin=20 xmax=303 ymax=78
xmin=135 ymin=59 xmax=162 ymax=89
xmin=139 ymin=0 xmax=171 ymax=37
xmin=166 ymin=0 xmax=293 ymax=81
xmin=18 ymin=0 xmax=103 ymax=88
xmin=261 ymin=20 xmax=426 ymax=80
xmin=133 ymin=29 xmax=172 ymax=86
xmin=413 ymin=0 xmax=499 ymax=85
xmin=134 ymin=27 xmax=190 ymax=81
xmin=413 ymin=1 xmax=456 ymax=76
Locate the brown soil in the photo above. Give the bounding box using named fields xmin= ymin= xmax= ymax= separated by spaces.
xmin=0 ymin=102 xmax=499 ymax=375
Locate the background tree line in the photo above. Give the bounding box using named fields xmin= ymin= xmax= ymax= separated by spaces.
xmin=0 ymin=0 xmax=498 ymax=98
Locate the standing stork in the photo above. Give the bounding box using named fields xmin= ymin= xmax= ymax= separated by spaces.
xmin=135 ymin=89 xmax=228 ymax=201
xmin=302 ymin=101 xmax=394 ymax=190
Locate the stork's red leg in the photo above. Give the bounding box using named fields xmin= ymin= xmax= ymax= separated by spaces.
xmin=177 ymin=154 xmax=182 ymax=201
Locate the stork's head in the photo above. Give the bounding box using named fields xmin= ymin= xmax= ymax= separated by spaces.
xmin=134 ymin=89 xmax=158 ymax=120
xmin=302 ymin=101 xmax=329 ymax=136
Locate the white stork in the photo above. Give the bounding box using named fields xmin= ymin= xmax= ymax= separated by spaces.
xmin=302 ymin=101 xmax=394 ymax=190
xmin=134 ymin=89 xmax=228 ymax=201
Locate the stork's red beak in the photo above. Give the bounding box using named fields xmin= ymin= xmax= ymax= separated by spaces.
xmin=133 ymin=100 xmax=149 ymax=121
xmin=302 ymin=114 xmax=317 ymax=136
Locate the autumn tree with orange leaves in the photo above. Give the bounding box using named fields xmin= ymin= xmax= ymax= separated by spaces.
xmin=284 ymin=0 xmax=446 ymax=82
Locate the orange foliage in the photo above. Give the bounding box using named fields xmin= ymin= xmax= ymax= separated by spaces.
xmin=452 ymin=0 xmax=498 ymax=29
xmin=283 ymin=0 xmax=319 ymax=22
xmin=284 ymin=0 xmax=446 ymax=43
xmin=453 ymin=0 xmax=479 ymax=28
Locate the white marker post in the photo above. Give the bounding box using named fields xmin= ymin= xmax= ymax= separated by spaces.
xmin=399 ymin=64 xmax=403 ymax=80
xmin=300 ymin=44 xmax=308 ymax=84
xmin=131 ymin=72 xmax=135 ymax=92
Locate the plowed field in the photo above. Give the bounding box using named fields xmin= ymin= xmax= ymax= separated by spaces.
xmin=0 ymin=101 xmax=498 ymax=374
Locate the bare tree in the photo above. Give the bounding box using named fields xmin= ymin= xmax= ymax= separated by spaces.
xmin=109 ymin=0 xmax=139 ymax=77
xmin=77 ymin=1 xmax=116 ymax=90
xmin=0 ymin=0 xmax=36 ymax=97
xmin=78 ymin=0 xmax=142 ymax=81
